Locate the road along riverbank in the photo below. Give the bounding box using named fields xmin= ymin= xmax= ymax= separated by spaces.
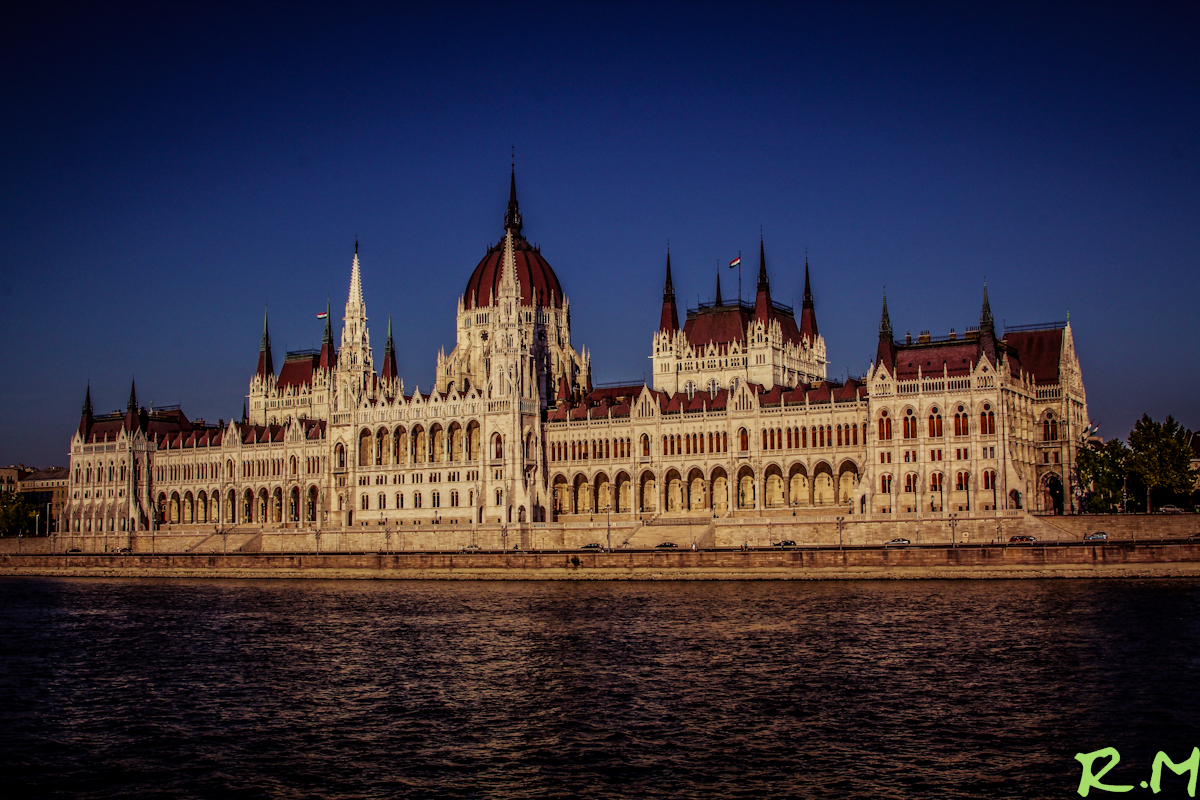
xmin=4 ymin=541 xmax=1200 ymax=580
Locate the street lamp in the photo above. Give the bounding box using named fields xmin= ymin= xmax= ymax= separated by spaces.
xmin=836 ymin=516 xmax=845 ymax=550
xmin=604 ymin=503 xmax=612 ymax=551
xmin=949 ymin=513 xmax=959 ymax=547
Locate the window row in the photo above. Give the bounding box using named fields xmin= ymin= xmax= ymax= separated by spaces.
xmin=878 ymin=405 xmax=996 ymax=440
xmin=879 ymin=470 xmax=998 ymax=494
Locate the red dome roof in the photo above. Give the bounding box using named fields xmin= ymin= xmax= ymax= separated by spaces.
xmin=463 ymin=235 xmax=564 ymax=309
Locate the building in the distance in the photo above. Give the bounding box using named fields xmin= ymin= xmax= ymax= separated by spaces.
xmin=62 ymin=169 xmax=1087 ymax=546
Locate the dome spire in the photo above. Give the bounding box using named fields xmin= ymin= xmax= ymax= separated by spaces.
xmin=504 ymin=154 xmax=523 ymax=235
xmin=715 ymin=267 xmax=723 ymax=306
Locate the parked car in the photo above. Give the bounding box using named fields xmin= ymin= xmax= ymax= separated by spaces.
xmin=1009 ymin=535 xmax=1037 ymax=543
xmin=1159 ymin=505 xmax=1185 ymax=514
xmin=884 ymin=538 xmax=911 ymax=546
xmin=580 ymin=543 xmax=602 ymax=549
xmin=114 ymin=547 xmax=132 ymax=554
xmin=459 ymin=544 xmax=481 ymax=552
xmin=655 ymin=542 xmax=678 ymax=548
xmin=65 ymin=548 xmax=81 ymax=554
xmin=774 ymin=540 xmax=797 ymax=548
xmin=1084 ymin=532 xmax=1108 ymax=541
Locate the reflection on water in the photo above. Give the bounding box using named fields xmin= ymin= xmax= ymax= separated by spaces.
xmin=1 ymin=578 xmax=1199 ymax=799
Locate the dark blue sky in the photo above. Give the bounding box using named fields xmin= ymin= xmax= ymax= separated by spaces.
xmin=2 ymin=2 xmax=1197 ymax=466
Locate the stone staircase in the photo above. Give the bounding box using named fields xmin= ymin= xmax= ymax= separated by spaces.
xmin=623 ymin=516 xmax=714 ymax=549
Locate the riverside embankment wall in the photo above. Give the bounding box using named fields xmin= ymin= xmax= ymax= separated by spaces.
xmin=5 ymin=541 xmax=1200 ymax=580
xmin=12 ymin=513 xmax=1197 ymax=556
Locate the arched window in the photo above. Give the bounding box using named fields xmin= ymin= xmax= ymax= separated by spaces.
xmin=903 ymin=410 xmax=916 ymax=439
xmin=836 ymin=425 xmax=843 ymax=447
xmin=335 ymin=444 xmax=346 ymax=470
xmin=450 ymin=490 xmax=459 ymax=507
xmin=904 ymin=474 xmax=916 ymax=493
xmin=880 ymin=475 xmax=892 ymax=494
xmin=762 ymin=429 xmax=769 ymax=450
xmin=642 ymin=434 xmax=651 ymax=457
xmin=980 ymin=404 xmax=995 ymax=435
xmin=494 ymin=434 xmax=504 ymax=458
xmin=361 ymin=494 xmax=369 ymax=510
xmin=954 ymin=405 xmax=969 ymax=437
xmin=930 ymin=473 xmax=943 ymax=492
xmin=956 ymin=471 xmax=969 ymax=491
xmin=432 ymin=491 xmax=440 ymax=508
xmin=928 ymin=408 xmax=943 ymax=437
xmin=878 ymin=410 xmax=892 ymax=440
xmin=396 ymin=492 xmax=404 ymax=509
xmin=378 ymin=493 xmax=386 ymax=509
xmin=739 ymin=428 xmax=749 ymax=451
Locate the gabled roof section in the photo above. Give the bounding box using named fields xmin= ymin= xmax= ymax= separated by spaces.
xmin=278 ymin=351 xmax=320 ymax=389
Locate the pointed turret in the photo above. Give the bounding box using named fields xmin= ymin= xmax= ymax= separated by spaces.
xmin=319 ymin=300 xmax=337 ymax=371
xmin=754 ymin=234 xmax=773 ymax=324
xmin=381 ymin=316 xmax=398 ymax=383
xmin=504 ymin=164 xmax=523 ymax=235
xmin=875 ymin=292 xmax=895 ymax=374
xmin=123 ymin=378 xmax=140 ymax=432
xmin=714 ymin=270 xmax=723 ymax=306
xmin=658 ymin=248 xmax=679 ymax=333
xmin=799 ymin=257 xmax=819 ymax=342
xmin=348 ymin=242 xmax=364 ymax=309
xmin=978 ymin=283 xmax=997 ymax=362
xmin=256 ymin=308 xmax=274 ymax=379
xmin=79 ymin=384 xmax=93 ymax=439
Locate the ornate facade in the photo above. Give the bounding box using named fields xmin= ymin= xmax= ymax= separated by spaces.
xmin=62 ymin=169 xmax=1087 ymax=542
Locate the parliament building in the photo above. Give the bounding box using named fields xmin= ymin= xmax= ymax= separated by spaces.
xmin=62 ymin=170 xmax=1088 ymax=550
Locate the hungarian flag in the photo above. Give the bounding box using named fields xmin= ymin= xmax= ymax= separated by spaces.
xmin=317 ymin=311 xmax=328 ymax=319
xmin=728 ymin=256 xmax=740 ymax=268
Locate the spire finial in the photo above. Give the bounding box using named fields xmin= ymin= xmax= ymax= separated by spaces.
xmin=322 ymin=299 xmax=333 ymax=344
xmin=980 ymin=282 xmax=994 ymax=335
xmin=127 ymin=377 xmax=137 ymax=414
xmin=82 ymin=383 xmax=93 ymax=417
xmin=261 ymin=307 xmax=270 ymax=352
xmin=715 ymin=268 xmax=723 ymax=306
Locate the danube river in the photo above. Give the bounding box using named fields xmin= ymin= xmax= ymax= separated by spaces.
xmin=2 ymin=578 xmax=1199 ymax=799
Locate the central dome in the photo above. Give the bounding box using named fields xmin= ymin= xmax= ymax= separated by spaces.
xmin=462 ymin=168 xmax=564 ymax=309
xmin=463 ymin=236 xmax=564 ymax=310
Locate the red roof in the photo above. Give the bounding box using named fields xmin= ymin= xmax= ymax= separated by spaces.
xmin=278 ymin=354 xmax=319 ymax=389
xmin=1004 ymin=329 xmax=1063 ymax=385
xmin=682 ymin=301 xmax=806 ymax=350
xmin=894 ymin=341 xmax=979 ymax=380
xmin=464 ymin=235 xmax=563 ymax=309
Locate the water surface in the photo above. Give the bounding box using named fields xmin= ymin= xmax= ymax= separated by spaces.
xmin=2 ymin=578 xmax=1198 ymax=798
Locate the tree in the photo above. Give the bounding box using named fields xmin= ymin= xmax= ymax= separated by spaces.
xmin=1127 ymin=414 xmax=1194 ymax=512
xmin=1076 ymin=438 xmax=1130 ymax=513
xmin=0 ymin=491 xmax=38 ymax=537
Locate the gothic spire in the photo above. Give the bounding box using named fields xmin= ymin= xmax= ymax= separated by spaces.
xmin=127 ymin=378 xmax=137 ymax=414
xmin=799 ymin=256 xmax=819 ymax=342
xmin=322 ymin=300 xmax=333 ymax=345
xmin=875 ymin=291 xmax=896 ymax=374
xmin=715 ymin=269 xmax=723 ymax=306
xmin=79 ymin=383 xmax=93 ymax=439
xmin=381 ymin=316 xmax=398 ymax=383
xmin=757 ymin=233 xmax=769 ymax=291
xmin=753 ymin=233 xmax=773 ymax=324
xmin=979 ymin=282 xmax=997 ymax=363
xmin=658 ymin=247 xmax=679 ymax=333
xmin=256 ymin=308 xmax=274 ymax=379
xmin=504 ymin=163 xmax=523 ymax=235
xmin=348 ymin=245 xmax=364 ymax=309
xmin=980 ymin=283 xmax=994 ymax=335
